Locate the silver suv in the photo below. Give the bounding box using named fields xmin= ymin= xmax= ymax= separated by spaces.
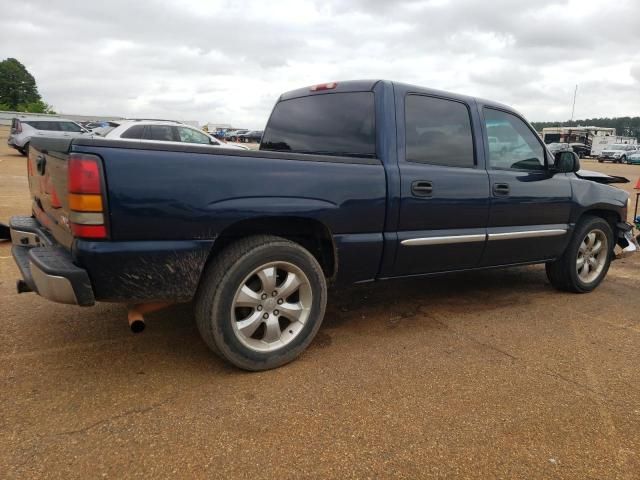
xmin=8 ymin=117 xmax=91 ymax=156
xmin=103 ymin=120 xmax=249 ymax=149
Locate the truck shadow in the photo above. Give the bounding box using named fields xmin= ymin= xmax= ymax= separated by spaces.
xmin=142 ymin=264 xmax=549 ymax=365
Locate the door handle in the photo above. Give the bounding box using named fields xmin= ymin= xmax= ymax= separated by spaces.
xmin=411 ymin=180 xmax=433 ymax=197
xmin=493 ymin=183 xmax=510 ymax=195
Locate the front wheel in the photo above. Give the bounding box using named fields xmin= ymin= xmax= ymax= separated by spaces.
xmin=195 ymin=235 xmax=327 ymax=371
xmin=546 ymin=216 xmax=613 ymax=293
xmin=621 ymin=156 xmax=627 ymax=164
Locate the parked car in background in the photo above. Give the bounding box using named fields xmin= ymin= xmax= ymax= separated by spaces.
xmin=569 ymin=143 xmax=591 ymax=158
xmin=225 ymin=129 xmax=249 ymax=142
xmin=87 ymin=121 xmax=121 ymax=137
xmin=626 ymin=151 xmax=640 ymax=165
xmin=598 ymin=144 xmax=640 ymax=163
xmin=238 ymin=130 xmax=264 ymax=143
xmin=546 ymin=142 xmax=573 ymax=154
xmin=102 ymin=120 xmax=249 ymax=149
xmin=11 ymin=80 xmax=637 ymax=371
xmin=7 ymin=117 xmax=91 ymax=156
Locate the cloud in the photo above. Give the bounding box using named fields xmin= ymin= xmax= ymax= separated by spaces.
xmin=1 ymin=0 xmax=639 ymax=128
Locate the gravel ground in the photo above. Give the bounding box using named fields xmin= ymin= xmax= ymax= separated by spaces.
xmin=1 ymin=125 xmax=640 ymax=479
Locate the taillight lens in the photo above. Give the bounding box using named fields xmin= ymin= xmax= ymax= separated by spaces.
xmin=15 ymin=120 xmax=22 ymax=133
xmin=68 ymin=156 xmax=102 ymax=193
xmin=67 ymin=153 xmax=108 ymax=239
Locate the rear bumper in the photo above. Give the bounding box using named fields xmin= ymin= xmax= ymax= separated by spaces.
xmin=10 ymin=216 xmax=95 ymax=306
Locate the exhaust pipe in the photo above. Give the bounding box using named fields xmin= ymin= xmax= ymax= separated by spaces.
xmin=127 ymin=302 xmax=173 ymax=333
xmin=16 ymin=279 xmax=33 ymax=294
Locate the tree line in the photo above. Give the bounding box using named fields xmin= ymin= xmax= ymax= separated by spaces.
xmin=0 ymin=58 xmax=55 ymax=113
xmin=531 ymin=118 xmax=640 ymax=141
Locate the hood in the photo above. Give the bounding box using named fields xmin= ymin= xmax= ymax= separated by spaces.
xmin=576 ymin=169 xmax=629 ymax=184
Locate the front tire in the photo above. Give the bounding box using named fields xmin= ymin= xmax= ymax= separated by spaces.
xmin=546 ymin=215 xmax=613 ymax=293
xmin=195 ymin=235 xmax=327 ymax=371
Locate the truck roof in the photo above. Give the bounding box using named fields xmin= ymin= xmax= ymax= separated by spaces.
xmin=278 ymin=79 xmax=514 ymax=114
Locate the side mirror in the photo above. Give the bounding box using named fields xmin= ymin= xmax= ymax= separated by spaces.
xmin=553 ymin=150 xmax=580 ymax=173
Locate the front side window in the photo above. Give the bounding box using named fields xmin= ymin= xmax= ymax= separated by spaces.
xmin=261 ymin=92 xmax=376 ymax=157
xmin=145 ymin=125 xmax=176 ymax=142
xmin=405 ymin=95 xmax=475 ymax=168
xmin=484 ymin=109 xmax=545 ymax=171
xmin=58 ymin=122 xmax=84 ymax=132
xmin=177 ymin=126 xmax=211 ymax=144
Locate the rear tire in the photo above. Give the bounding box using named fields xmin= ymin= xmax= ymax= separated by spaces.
xmin=546 ymin=215 xmax=613 ymax=293
xmin=21 ymin=143 xmax=29 ymax=157
xmin=195 ymin=235 xmax=327 ymax=371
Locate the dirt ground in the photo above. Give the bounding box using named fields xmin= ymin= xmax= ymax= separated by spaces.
xmin=1 ymin=125 xmax=640 ymax=479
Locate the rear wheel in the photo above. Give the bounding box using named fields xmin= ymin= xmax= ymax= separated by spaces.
xmin=21 ymin=143 xmax=29 ymax=157
xmin=621 ymin=155 xmax=627 ymax=164
xmin=195 ymin=235 xmax=327 ymax=371
xmin=546 ymin=216 xmax=613 ymax=293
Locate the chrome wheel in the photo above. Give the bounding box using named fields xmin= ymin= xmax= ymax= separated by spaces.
xmin=231 ymin=261 xmax=312 ymax=352
xmin=577 ymin=229 xmax=608 ymax=283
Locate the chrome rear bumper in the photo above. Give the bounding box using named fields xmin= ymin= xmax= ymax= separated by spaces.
xmin=10 ymin=216 xmax=95 ymax=306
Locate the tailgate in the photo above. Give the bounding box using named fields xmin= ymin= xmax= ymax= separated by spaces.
xmin=28 ymin=137 xmax=75 ymax=249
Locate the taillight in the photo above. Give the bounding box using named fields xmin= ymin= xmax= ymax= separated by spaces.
xmin=67 ymin=153 xmax=108 ymax=239
xmin=15 ymin=120 xmax=22 ymax=134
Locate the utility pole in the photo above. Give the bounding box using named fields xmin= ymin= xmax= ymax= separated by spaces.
xmin=570 ymin=84 xmax=578 ymax=122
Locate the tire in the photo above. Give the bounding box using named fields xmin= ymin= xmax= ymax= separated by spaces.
xmin=597 ymin=158 xmax=603 ymax=163
xmin=546 ymin=215 xmax=614 ymax=293
xmin=621 ymin=156 xmax=627 ymax=164
xmin=21 ymin=143 xmax=29 ymax=157
xmin=195 ymin=235 xmax=327 ymax=371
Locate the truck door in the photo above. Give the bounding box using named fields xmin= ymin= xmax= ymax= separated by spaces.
xmin=479 ymin=107 xmax=573 ymax=266
xmin=393 ymin=93 xmax=490 ymax=275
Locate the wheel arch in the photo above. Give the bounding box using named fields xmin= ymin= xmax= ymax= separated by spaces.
xmin=207 ymin=216 xmax=337 ymax=280
xmin=575 ymin=208 xmax=621 ymax=238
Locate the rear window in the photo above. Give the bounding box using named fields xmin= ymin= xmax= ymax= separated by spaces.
xmin=261 ymin=92 xmax=376 ymax=157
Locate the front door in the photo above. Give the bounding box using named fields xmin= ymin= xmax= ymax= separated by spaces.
xmin=480 ymin=107 xmax=573 ymax=266
xmin=393 ymin=93 xmax=490 ymax=276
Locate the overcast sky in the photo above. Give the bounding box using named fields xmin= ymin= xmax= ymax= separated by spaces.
xmin=2 ymin=0 xmax=639 ymax=128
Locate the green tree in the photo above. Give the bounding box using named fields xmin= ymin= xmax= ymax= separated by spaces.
xmin=0 ymin=58 xmax=55 ymax=113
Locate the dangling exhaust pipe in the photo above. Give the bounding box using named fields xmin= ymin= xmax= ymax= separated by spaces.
xmin=127 ymin=302 xmax=173 ymax=333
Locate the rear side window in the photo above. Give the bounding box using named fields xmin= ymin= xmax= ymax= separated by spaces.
xmin=261 ymin=92 xmax=376 ymax=157
xmin=405 ymin=95 xmax=475 ymax=168
xmin=144 ymin=125 xmax=177 ymax=142
xmin=24 ymin=121 xmax=61 ymax=131
xmin=121 ymin=125 xmax=145 ymax=139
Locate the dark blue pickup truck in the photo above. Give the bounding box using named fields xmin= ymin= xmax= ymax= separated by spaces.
xmin=10 ymin=80 xmax=638 ymax=370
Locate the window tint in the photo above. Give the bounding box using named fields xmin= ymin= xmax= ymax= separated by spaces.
xmin=261 ymin=92 xmax=375 ymax=157
xmin=484 ymin=109 xmax=545 ymax=171
xmin=58 ymin=122 xmax=83 ymax=132
xmin=121 ymin=125 xmax=145 ymax=139
xmin=25 ymin=121 xmax=61 ymax=131
xmin=405 ymin=95 xmax=475 ymax=168
xmin=145 ymin=125 xmax=176 ymax=142
xmin=177 ymin=126 xmax=211 ymax=144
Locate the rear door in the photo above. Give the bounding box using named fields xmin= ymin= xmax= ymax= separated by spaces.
xmin=393 ymin=92 xmax=490 ymax=275
xmin=479 ymin=107 xmax=572 ymax=266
